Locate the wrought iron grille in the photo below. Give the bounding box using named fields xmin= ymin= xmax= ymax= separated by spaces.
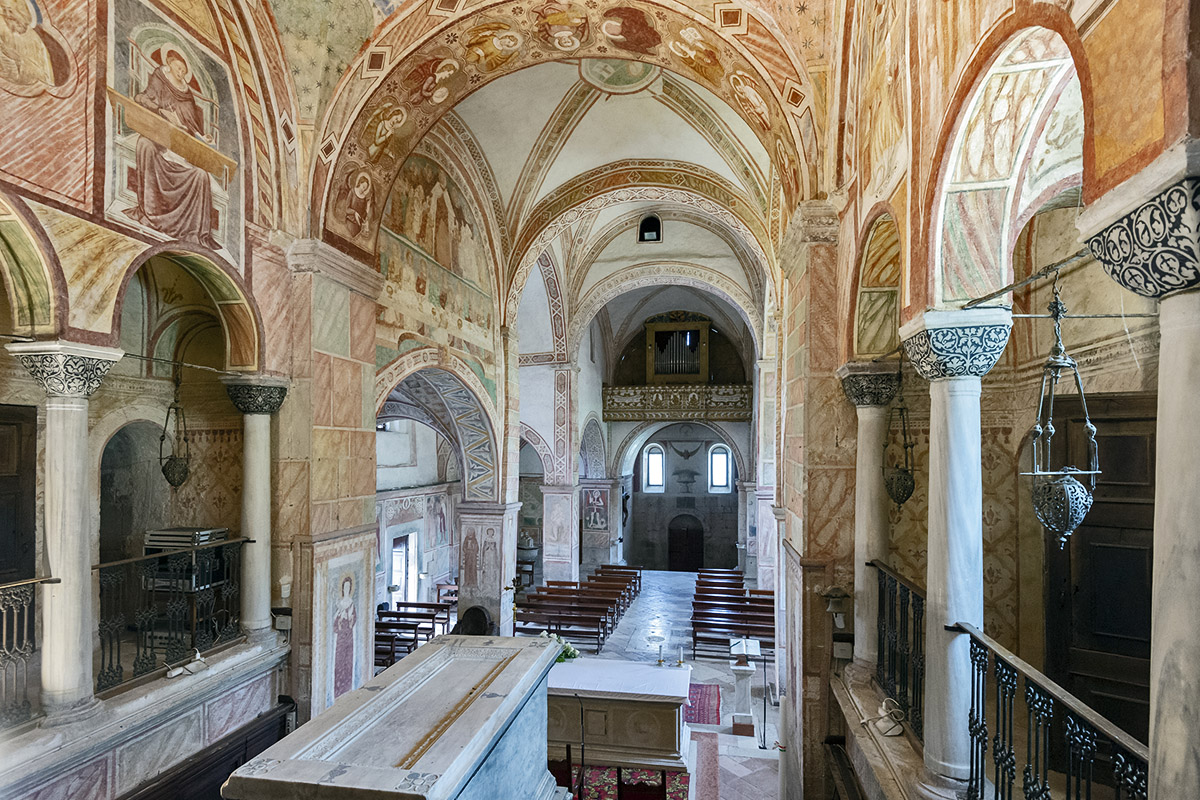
xmin=0 ymin=576 xmax=58 ymax=729
xmin=868 ymin=560 xmax=925 ymax=740
xmin=953 ymin=621 xmax=1148 ymax=800
xmin=94 ymin=539 xmax=245 ymax=693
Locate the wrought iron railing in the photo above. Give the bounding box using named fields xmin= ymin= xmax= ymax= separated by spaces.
xmin=94 ymin=539 xmax=245 ymax=692
xmin=868 ymin=560 xmax=925 ymax=740
xmin=0 ymin=575 xmax=59 ymax=728
xmin=952 ymin=621 xmax=1149 ymax=800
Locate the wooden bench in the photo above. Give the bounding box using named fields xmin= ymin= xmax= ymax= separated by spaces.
xmin=521 ymin=596 xmax=617 ymax=634
xmin=375 ymin=620 xmax=421 ymax=667
xmin=533 ymin=586 xmax=623 ymax=622
xmin=378 ymin=609 xmax=440 ymax=641
xmin=515 ymin=607 xmax=607 ymax=654
xmin=597 ymin=564 xmax=642 ymax=592
xmin=436 ymin=583 xmax=458 ymax=607
xmin=380 ymin=602 xmax=452 ymax=635
xmin=690 ymin=614 xmax=775 ymax=658
xmin=691 ymin=601 xmax=774 ymax=623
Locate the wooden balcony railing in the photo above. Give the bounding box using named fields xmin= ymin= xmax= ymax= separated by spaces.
xmin=601 ymin=384 xmax=752 ymax=421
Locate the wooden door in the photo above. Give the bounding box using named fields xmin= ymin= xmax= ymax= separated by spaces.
xmin=667 ymin=515 xmax=704 ymax=572
xmin=1045 ymin=394 xmax=1154 ymax=745
xmin=0 ymin=404 xmax=36 ymax=585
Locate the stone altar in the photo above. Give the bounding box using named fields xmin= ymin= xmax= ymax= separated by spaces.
xmin=221 ymin=636 xmax=565 ymax=800
xmin=547 ymin=658 xmax=692 ymax=772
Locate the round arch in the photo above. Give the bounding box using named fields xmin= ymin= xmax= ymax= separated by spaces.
xmin=311 ymin=1 xmax=817 ymax=253
xmin=579 ymin=417 xmax=606 ymax=480
xmin=568 ymin=263 xmax=762 ymax=361
xmin=113 ymin=245 xmax=264 ymax=372
xmin=0 ymin=191 xmax=65 ymax=337
xmin=612 ymin=419 xmax=747 ymax=482
xmin=849 ymin=210 xmax=902 ymax=359
xmin=519 ymin=422 xmax=555 ymax=478
xmin=376 ymin=347 xmax=501 ymax=502
xmin=505 ymin=185 xmax=774 ymax=329
xmin=922 ymin=13 xmax=1094 ymax=310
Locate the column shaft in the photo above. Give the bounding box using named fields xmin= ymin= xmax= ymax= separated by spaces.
xmin=1149 ymin=291 xmax=1200 ymax=797
xmin=852 ymin=404 xmax=890 ymax=664
xmin=241 ymin=412 xmax=272 ymax=633
xmin=923 ymin=377 xmax=984 ymax=780
xmin=40 ymin=396 xmax=94 ymax=713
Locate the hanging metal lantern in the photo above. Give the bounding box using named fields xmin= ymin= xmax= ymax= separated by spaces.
xmin=882 ymin=362 xmax=916 ymax=507
xmin=1025 ymin=284 xmax=1100 ymax=548
xmin=160 ymin=368 xmax=191 ymax=487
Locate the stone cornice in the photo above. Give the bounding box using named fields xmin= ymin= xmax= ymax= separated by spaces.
xmin=899 ymin=309 xmax=1012 ymax=381
xmin=836 ymin=361 xmax=900 ymax=407
xmin=286 ymin=238 xmax=384 ymax=299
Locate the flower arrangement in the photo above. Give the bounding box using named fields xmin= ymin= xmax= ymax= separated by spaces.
xmin=540 ymin=630 xmax=580 ymax=662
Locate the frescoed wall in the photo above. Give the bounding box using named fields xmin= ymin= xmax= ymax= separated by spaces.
xmin=106 ymin=0 xmax=243 ymax=264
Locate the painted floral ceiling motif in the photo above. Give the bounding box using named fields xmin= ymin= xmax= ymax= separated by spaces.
xmin=310 ymin=0 xmax=815 ymax=259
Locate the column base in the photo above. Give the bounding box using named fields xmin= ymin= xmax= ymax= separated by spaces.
xmin=244 ymin=625 xmax=282 ymax=645
xmin=39 ymin=694 xmax=101 ymax=727
xmin=913 ymin=769 xmax=969 ymax=800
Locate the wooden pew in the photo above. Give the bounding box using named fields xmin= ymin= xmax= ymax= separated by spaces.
xmin=380 ymin=602 xmax=452 ymax=635
xmin=375 ymin=620 xmax=421 ymax=667
xmin=534 ymin=586 xmax=625 ymax=621
xmin=521 ymin=595 xmax=617 ymax=634
xmin=378 ymin=609 xmax=440 ymax=641
xmin=597 ymin=564 xmax=642 ymax=592
xmin=690 ymin=614 xmax=775 ymax=658
xmin=515 ymin=607 xmax=607 ymax=654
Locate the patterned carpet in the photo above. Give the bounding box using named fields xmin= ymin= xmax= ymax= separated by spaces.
xmin=686 ymin=682 xmax=722 ymax=725
xmin=566 ymin=766 xmax=689 ymax=800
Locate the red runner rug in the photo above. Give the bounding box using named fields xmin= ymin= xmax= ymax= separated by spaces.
xmin=685 ymin=682 xmax=722 ymax=725
xmin=689 ymin=730 xmax=721 ymax=800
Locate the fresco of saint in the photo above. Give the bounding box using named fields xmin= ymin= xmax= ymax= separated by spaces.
xmin=668 ymin=27 xmax=723 ymax=86
xmin=531 ymin=1 xmax=588 ymax=52
xmin=599 ymin=7 xmax=661 ymax=56
xmin=331 ymin=574 xmax=357 ymax=700
xmin=0 ymin=0 xmax=53 ymax=88
xmin=463 ymin=22 xmax=522 ymax=73
xmin=124 ymin=48 xmax=218 ymax=248
xmin=403 ymin=56 xmax=460 ymax=107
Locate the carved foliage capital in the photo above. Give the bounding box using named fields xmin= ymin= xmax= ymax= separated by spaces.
xmin=839 ymin=372 xmax=899 ymax=407
xmin=226 ymin=383 xmax=288 ymax=415
xmin=902 ymin=324 xmax=1010 ymax=380
xmin=1087 ymin=178 xmax=1200 ymax=298
xmin=6 ymin=343 xmax=122 ymax=398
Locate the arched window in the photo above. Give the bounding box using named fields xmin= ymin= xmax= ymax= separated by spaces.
xmin=637 ymin=214 xmax=662 ymax=243
xmin=643 ymin=443 xmax=666 ymax=493
xmin=708 ymin=444 xmax=731 ymax=494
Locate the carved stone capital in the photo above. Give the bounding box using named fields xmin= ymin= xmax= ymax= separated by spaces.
xmin=5 ymin=341 xmax=123 ymax=398
xmin=223 ymin=376 xmax=289 ymax=415
xmin=899 ymin=309 xmax=1011 ymax=381
xmin=1086 ymin=178 xmax=1200 ymax=298
xmin=836 ymin=361 xmax=900 ymax=407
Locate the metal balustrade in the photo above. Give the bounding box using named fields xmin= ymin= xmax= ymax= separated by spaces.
xmin=868 ymin=560 xmax=925 ymax=740
xmin=0 ymin=575 xmax=58 ymax=728
xmin=952 ymin=622 xmax=1148 ymax=800
xmin=94 ymin=539 xmax=245 ymax=692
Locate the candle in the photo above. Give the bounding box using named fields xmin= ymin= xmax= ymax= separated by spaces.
xmin=658 ymin=645 xmax=663 ymax=662
xmin=678 ymin=646 xmax=684 ymax=664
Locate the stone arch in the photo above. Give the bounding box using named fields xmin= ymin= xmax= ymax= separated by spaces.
xmin=505 ymin=185 xmax=774 ymax=329
xmin=113 ymin=245 xmax=263 ymax=372
xmin=612 ymin=419 xmax=747 ymax=482
xmin=376 ymin=347 xmax=501 ymax=502
xmin=579 ymin=417 xmax=606 ymax=480
xmin=311 ymin=1 xmax=817 ymax=254
xmin=519 ymin=422 xmax=555 ymax=478
xmin=925 ymin=16 xmax=1093 ymax=309
xmin=568 ymin=263 xmax=762 ymax=361
xmin=0 ymin=191 xmax=64 ymax=337
xmin=850 ymin=211 xmax=902 ymax=359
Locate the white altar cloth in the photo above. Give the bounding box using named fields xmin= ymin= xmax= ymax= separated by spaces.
xmin=548 ymin=658 xmax=691 ymax=703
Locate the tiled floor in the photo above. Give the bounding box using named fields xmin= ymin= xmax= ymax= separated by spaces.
xmin=590 ymin=570 xmax=782 ymax=800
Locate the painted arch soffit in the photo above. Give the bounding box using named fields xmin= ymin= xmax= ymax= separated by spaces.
xmin=567 ymin=261 xmax=761 ymax=358
xmin=312 ymin=0 xmax=813 ymax=256
xmin=504 ymin=185 xmax=773 ymax=327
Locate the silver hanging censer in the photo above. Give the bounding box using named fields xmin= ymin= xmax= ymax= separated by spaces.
xmin=1025 ymin=284 xmax=1100 ymax=547
xmin=160 ymin=368 xmax=191 ymax=487
xmin=882 ymin=361 xmax=916 ymax=507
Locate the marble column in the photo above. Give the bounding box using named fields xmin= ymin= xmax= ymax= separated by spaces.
xmin=899 ymin=308 xmax=1011 ymax=783
xmin=224 ymin=377 xmax=289 ymax=638
xmin=836 ymin=362 xmax=899 ymax=666
xmin=6 ymin=341 xmax=122 ymax=720
xmin=1085 ymin=178 xmax=1200 ymax=799
xmin=457 ymin=501 xmax=521 ymax=635
xmin=540 ymin=484 xmax=579 ymax=582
